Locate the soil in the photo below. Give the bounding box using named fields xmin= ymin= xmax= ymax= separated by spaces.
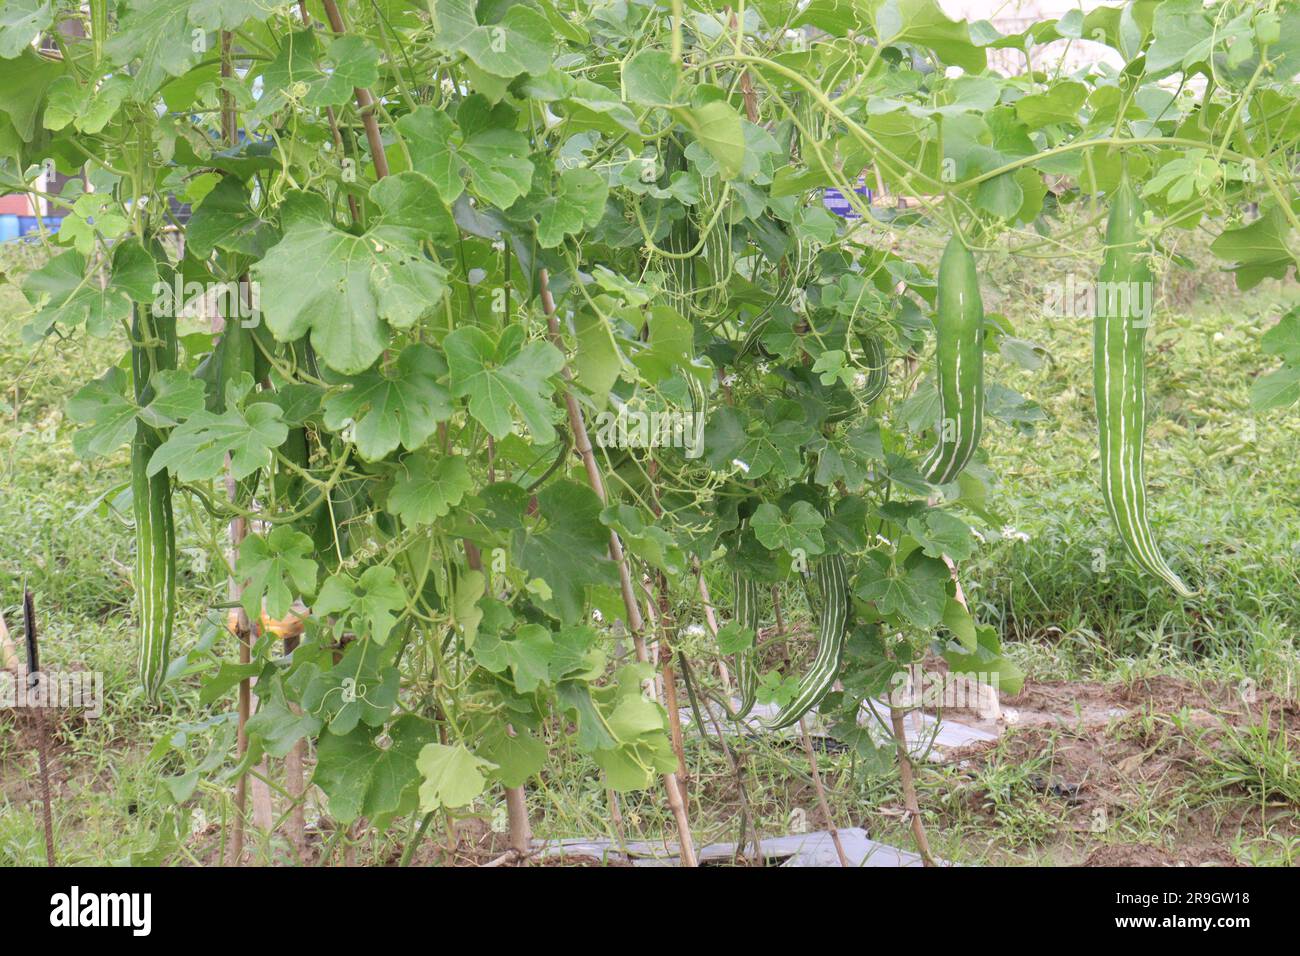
xmin=935 ymin=676 xmax=1300 ymax=865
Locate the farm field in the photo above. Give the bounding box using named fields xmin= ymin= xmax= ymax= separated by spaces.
xmin=3 ymin=243 xmax=1296 ymax=867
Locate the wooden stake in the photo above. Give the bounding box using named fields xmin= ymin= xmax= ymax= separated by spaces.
xmin=320 ymin=0 xmax=389 ymax=179
xmin=889 ymin=704 xmax=935 ymax=866
xmin=798 ymin=716 xmax=848 ymax=867
xmin=539 ymin=268 xmax=696 ymax=866
xmin=23 ymin=590 xmax=56 ymax=867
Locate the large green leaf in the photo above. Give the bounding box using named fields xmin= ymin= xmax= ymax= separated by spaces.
xmin=147 ymin=377 xmax=288 ymax=481
xmin=235 ymin=526 xmax=318 ymax=621
xmin=871 ymin=0 xmax=987 ymax=73
xmin=416 ymin=742 xmax=495 ymax=810
xmin=518 ymin=480 xmax=617 ymax=625
xmin=386 ymin=453 xmax=472 ymax=525
xmin=67 ymin=368 xmax=136 ymax=459
xmin=429 ymin=0 xmax=555 ymax=77
xmin=22 ymin=244 xmax=156 ymax=338
xmin=672 ymin=101 xmax=746 ymax=180
xmin=104 ymin=0 xmax=199 ymax=96
xmin=185 ymin=176 xmax=279 ymax=259
xmin=854 ymin=550 xmax=950 ymax=629
xmin=253 ymin=220 xmax=449 ymax=374
xmin=321 ymin=344 xmax=453 ymax=461
xmin=314 ymin=717 xmax=436 ymax=825
xmin=445 ymin=324 xmax=563 ymax=440
xmin=1209 ymin=207 xmax=1296 ymax=290
xmin=524 ymin=166 xmax=609 ymax=248
xmin=398 ymin=97 xmax=535 ymax=209
xmin=313 ymin=565 xmax=408 ymax=644
xmin=0 ymin=0 xmax=50 ymax=59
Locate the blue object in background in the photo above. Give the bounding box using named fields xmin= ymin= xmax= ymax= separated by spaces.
xmin=0 ymin=215 xmax=19 ymax=242
xmin=17 ymin=215 xmax=62 ymax=237
xmin=823 ymin=180 xmax=872 ymax=219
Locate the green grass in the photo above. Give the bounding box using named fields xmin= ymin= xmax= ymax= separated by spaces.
xmin=969 ymin=253 xmax=1300 ymax=690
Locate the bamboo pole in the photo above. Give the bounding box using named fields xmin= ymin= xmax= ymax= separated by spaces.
xmin=539 ymin=268 xmax=697 ymax=866
xmin=798 ymin=717 xmax=849 ymax=867
xmin=320 ymin=0 xmax=389 ymax=179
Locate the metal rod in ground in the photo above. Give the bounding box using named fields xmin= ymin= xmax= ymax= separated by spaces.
xmin=24 ymin=589 xmax=56 ymax=867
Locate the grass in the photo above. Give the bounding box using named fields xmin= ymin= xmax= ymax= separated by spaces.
xmin=1 ymin=234 xmax=1297 ymax=865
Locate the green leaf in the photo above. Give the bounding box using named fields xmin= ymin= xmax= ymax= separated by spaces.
xmin=855 ymin=550 xmax=950 ymax=629
xmin=68 ymin=368 xmax=136 ymax=458
xmin=751 ymin=501 xmax=826 ymax=556
xmin=975 ymin=172 xmax=1024 ymax=219
xmin=254 ymin=221 xmax=449 ymax=375
xmin=187 ymin=0 xmax=277 ymax=30
xmin=1144 ymin=0 xmax=1212 ymax=74
xmin=672 ymin=101 xmax=745 ymax=180
xmin=716 ymin=622 xmax=754 ymax=654
xmin=601 ymin=504 xmax=685 ymax=576
xmin=297 ymin=641 xmax=399 ymax=734
xmin=369 ymin=171 xmax=458 ymax=244
xmin=307 ymin=36 xmax=380 ymax=108
xmin=574 ymin=309 xmax=623 ymax=406
xmin=104 ymin=0 xmax=198 ymax=96
xmin=58 ymin=194 xmax=129 ymax=257
xmin=235 ymin=526 xmax=318 ymax=621
xmin=1250 ymin=366 xmax=1300 ymax=411
xmin=1013 ymin=81 xmax=1087 ymax=128
xmin=445 ymin=325 xmax=563 ymax=440
xmin=479 ymin=725 xmax=546 ymax=788
xmin=1209 ymin=207 xmax=1296 ymax=290
xmin=22 ymin=247 xmax=153 ymax=337
xmin=453 ymin=570 xmax=486 ymax=647
xmin=519 ymin=480 xmax=617 ymax=625
xmin=416 ymin=742 xmax=495 ymax=811
xmin=872 ymin=0 xmax=986 ymax=74
xmin=398 ymin=97 xmax=535 ymax=208
xmin=549 ymin=625 xmax=605 ymax=682
xmin=136 ymin=369 xmax=206 ymax=428
xmin=386 ymin=453 xmax=472 ymax=525
xmin=44 ymin=75 xmax=130 ymax=134
xmin=245 ymin=697 xmax=323 ymax=759
xmin=942 ymin=596 xmax=978 ymax=652
xmin=0 ymin=0 xmax=50 ymax=59
xmin=504 ymin=623 xmax=555 ymax=693
xmin=186 ymin=175 xmax=278 ymax=259
xmin=1260 ymin=310 xmax=1300 ymax=363
xmin=530 ymin=166 xmax=609 ymax=247
xmin=943 ymin=623 xmax=1024 ymax=694
xmin=588 ymin=665 xmax=677 ymax=791
xmin=314 ymin=565 xmax=407 ymax=644
xmin=321 ymin=344 xmax=453 ymax=461
xmin=430 ymin=0 xmax=555 ymax=78
xmin=622 ymin=48 xmax=683 ymax=106
xmin=0 ymin=47 xmax=62 ymax=141
xmin=629 ymin=305 xmax=698 ymax=384
xmin=147 ymin=377 xmax=288 ymax=481
xmin=906 ymin=510 xmax=974 ymax=561
xmin=313 ymin=717 xmax=436 ymax=825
